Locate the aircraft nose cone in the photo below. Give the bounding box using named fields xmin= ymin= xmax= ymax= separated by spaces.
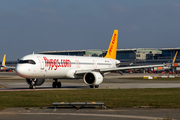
xmin=16 ymin=65 xmax=26 ymax=78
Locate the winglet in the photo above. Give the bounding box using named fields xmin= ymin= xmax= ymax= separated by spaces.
xmin=2 ymin=54 xmax=6 ymax=66
xmin=172 ymin=51 xmax=178 ymax=63
xmin=104 ymin=30 xmax=118 ymax=59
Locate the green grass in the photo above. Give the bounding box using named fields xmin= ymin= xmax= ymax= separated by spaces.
xmin=0 ymin=88 xmax=180 ymax=109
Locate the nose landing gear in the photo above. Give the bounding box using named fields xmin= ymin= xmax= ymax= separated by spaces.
xmin=26 ymin=78 xmax=45 ymax=89
xmin=28 ymin=79 xmax=36 ymax=89
xmin=29 ymin=85 xmax=35 ymax=89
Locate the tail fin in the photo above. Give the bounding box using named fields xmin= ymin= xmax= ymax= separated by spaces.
xmin=104 ymin=29 xmax=118 ymax=59
xmin=2 ymin=54 xmax=6 ymax=66
xmin=172 ymin=51 xmax=178 ymax=63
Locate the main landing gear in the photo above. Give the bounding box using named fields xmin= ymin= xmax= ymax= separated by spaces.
xmin=52 ymin=79 xmax=61 ymax=88
xmin=90 ymin=85 xmax=99 ymax=88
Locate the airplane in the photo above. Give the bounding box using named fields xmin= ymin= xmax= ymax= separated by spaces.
xmin=1 ymin=54 xmax=16 ymax=70
xmin=14 ymin=29 xmax=166 ymax=89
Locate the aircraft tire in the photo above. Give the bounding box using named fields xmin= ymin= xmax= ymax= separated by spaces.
xmin=29 ymin=85 xmax=35 ymax=89
xmin=90 ymin=85 xmax=94 ymax=88
xmin=52 ymin=82 xmax=56 ymax=88
xmin=95 ymin=85 xmax=99 ymax=88
xmin=57 ymin=82 xmax=61 ymax=88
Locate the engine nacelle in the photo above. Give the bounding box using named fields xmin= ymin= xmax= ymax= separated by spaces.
xmin=83 ymin=72 xmax=103 ymax=85
xmin=26 ymin=78 xmax=45 ymax=86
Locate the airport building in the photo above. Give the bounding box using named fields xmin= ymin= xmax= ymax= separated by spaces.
xmin=1 ymin=47 xmax=180 ymax=72
xmin=39 ymin=47 xmax=180 ymax=64
xmin=39 ymin=47 xmax=180 ymax=72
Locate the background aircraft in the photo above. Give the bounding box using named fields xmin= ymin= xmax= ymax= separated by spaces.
xmin=1 ymin=54 xmax=16 ymax=71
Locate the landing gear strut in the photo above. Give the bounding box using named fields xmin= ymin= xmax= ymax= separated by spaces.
xmin=26 ymin=78 xmax=45 ymax=89
xmin=52 ymin=79 xmax=61 ymax=88
xmin=29 ymin=79 xmax=36 ymax=89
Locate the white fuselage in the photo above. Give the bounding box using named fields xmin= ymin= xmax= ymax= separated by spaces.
xmin=16 ymin=54 xmax=120 ymax=79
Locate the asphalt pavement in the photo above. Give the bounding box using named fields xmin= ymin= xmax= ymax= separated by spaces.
xmin=1 ymin=72 xmax=180 ymax=120
xmin=0 ymin=72 xmax=180 ymax=90
xmin=0 ymin=107 xmax=180 ymax=120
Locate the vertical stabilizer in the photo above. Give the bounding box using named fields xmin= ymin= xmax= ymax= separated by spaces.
xmin=2 ymin=54 xmax=6 ymax=66
xmin=173 ymin=51 xmax=178 ymax=63
xmin=104 ymin=30 xmax=118 ymax=59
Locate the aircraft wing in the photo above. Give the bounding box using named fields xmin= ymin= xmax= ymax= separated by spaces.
xmin=117 ymin=60 xmax=145 ymax=66
xmin=76 ymin=51 xmax=178 ymax=75
xmin=75 ymin=64 xmax=165 ymax=75
xmin=99 ymin=64 xmax=165 ymax=73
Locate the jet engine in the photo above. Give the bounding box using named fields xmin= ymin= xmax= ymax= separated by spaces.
xmin=83 ymin=72 xmax=103 ymax=87
xmin=26 ymin=78 xmax=45 ymax=86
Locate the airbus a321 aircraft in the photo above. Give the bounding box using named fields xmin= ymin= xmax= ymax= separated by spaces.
xmin=6 ymin=30 xmax=165 ymax=89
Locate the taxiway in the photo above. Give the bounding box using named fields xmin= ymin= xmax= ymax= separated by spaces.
xmin=0 ymin=72 xmax=180 ymax=90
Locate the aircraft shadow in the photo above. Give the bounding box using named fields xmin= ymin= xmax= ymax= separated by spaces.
xmin=0 ymin=86 xmax=89 ymax=90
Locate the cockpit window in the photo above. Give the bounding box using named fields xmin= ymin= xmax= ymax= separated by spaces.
xmin=18 ymin=60 xmax=36 ymax=64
